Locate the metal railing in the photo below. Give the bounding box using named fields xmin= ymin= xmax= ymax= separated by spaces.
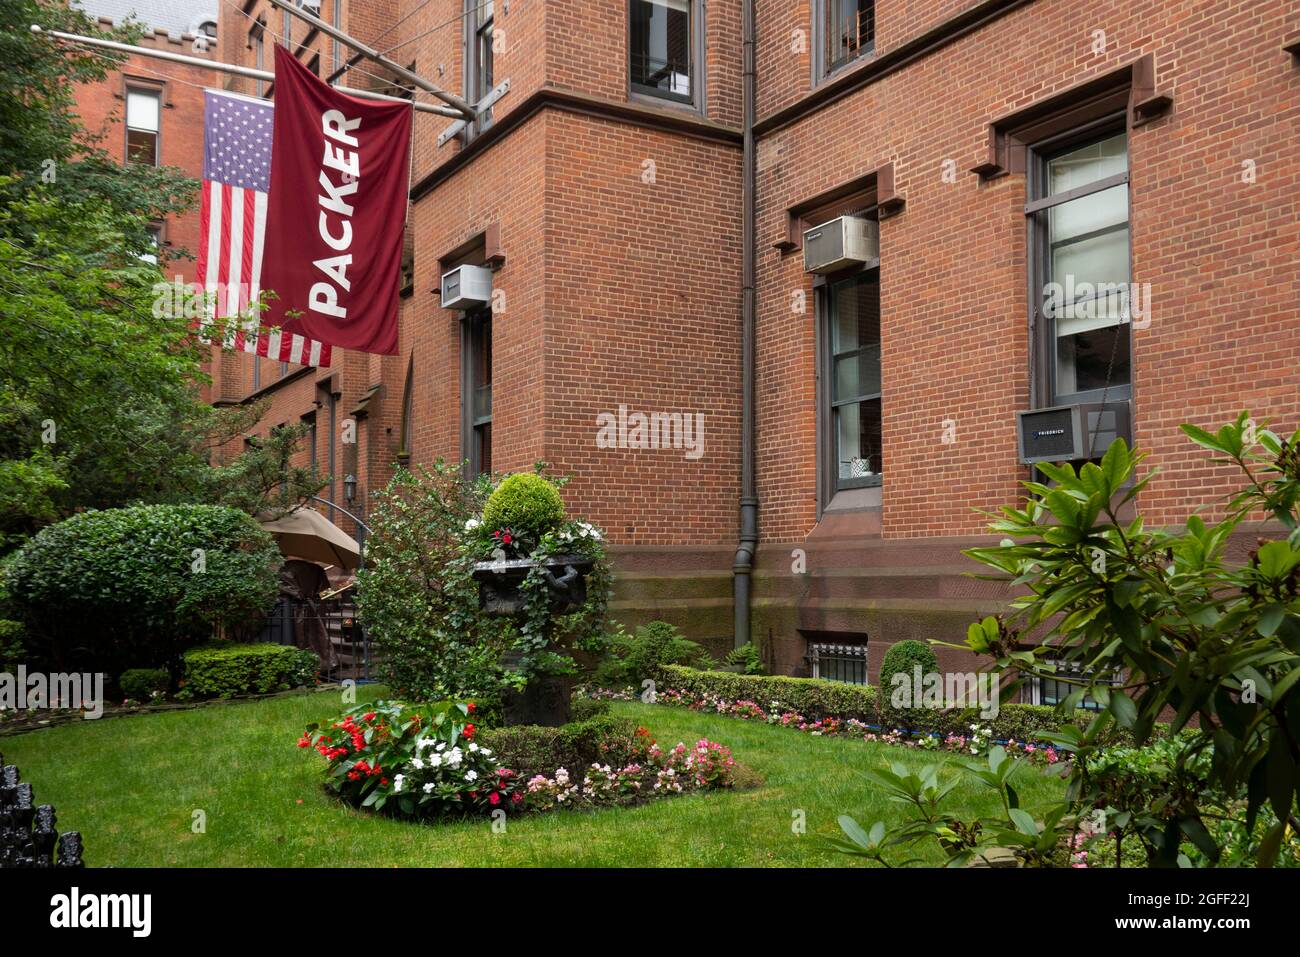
xmin=256 ymin=595 xmax=371 ymax=682
xmin=808 ymin=642 xmax=869 ymax=685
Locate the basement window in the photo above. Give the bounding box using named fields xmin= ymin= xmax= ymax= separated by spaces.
xmin=463 ymin=312 xmax=492 ymax=477
xmin=1026 ymin=658 xmax=1120 ymax=710
xmin=807 ymin=639 xmax=869 ymax=685
xmin=629 ymin=0 xmax=702 ymax=108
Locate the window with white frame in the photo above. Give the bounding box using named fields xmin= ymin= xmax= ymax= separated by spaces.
xmin=125 ymin=87 xmax=160 ymax=166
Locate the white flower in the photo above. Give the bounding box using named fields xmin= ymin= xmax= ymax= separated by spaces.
xmin=468 ymin=742 xmax=479 ymax=752
xmin=464 ymin=518 xmax=481 ymax=531
xmin=393 ymin=774 xmax=405 ymax=793
xmin=423 ymin=783 xmax=435 ymax=793
xmin=465 ymin=770 xmax=478 ymax=782
xmin=411 ymin=757 xmax=425 ymax=770
xmin=479 ymin=748 xmax=493 ymax=757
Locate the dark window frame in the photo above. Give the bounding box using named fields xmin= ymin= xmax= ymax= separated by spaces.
xmin=812 ymin=0 xmax=876 ymax=85
xmin=627 ymin=0 xmax=705 ymax=111
xmin=817 ymin=264 xmax=883 ymax=500
xmin=460 ymin=310 xmax=493 ymax=478
xmin=463 ymin=0 xmax=495 ymax=138
xmin=1026 ymin=114 xmax=1133 ymax=409
xmin=249 ymin=20 xmax=267 ymax=98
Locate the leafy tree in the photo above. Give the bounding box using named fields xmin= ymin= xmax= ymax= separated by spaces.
xmin=0 ymin=3 xmax=323 ymax=548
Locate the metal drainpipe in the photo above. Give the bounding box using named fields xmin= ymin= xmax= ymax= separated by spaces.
xmin=733 ymin=0 xmax=758 ymax=649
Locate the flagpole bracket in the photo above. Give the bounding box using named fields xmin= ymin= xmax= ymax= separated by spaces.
xmin=437 ymin=79 xmax=511 ymax=147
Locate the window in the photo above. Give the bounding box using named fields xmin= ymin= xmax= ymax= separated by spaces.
xmin=1028 ymin=659 xmax=1120 ymax=710
xmin=125 ymin=87 xmax=160 ymax=165
xmin=814 ymin=0 xmax=875 ymax=81
xmin=808 ymin=640 xmax=868 ymax=685
xmin=1028 ymin=127 xmax=1131 ymax=405
xmin=824 ymin=272 xmax=882 ymax=490
xmin=465 ymin=0 xmax=495 ymax=133
xmin=629 ymin=0 xmax=701 ymax=106
xmin=140 ymin=225 xmax=162 ymax=264
xmin=397 ymin=355 xmax=414 ymax=463
xmin=250 ymin=23 xmax=266 ymax=97
xmin=463 ymin=313 xmax=492 ymax=476
xmin=198 ymin=20 xmax=217 ymax=39
xmin=252 ymin=355 xmax=261 ymax=392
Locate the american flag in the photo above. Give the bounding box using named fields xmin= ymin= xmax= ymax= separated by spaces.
xmin=196 ymin=90 xmax=332 ymax=368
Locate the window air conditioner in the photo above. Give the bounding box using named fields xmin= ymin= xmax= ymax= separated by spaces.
xmin=1016 ymin=401 xmax=1131 ymax=464
xmin=440 ymin=264 xmax=493 ymax=310
xmin=803 ymin=216 xmax=879 ymax=274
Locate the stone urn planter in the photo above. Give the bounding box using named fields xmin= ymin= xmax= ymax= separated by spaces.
xmin=470 ymin=555 xmax=594 ymax=618
xmin=470 ymin=554 xmax=595 ymax=727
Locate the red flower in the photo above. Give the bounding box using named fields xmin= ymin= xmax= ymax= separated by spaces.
xmin=467 ymin=702 xmax=476 ymax=714
xmin=297 ymin=733 xmax=312 ymax=748
xmin=380 ymin=777 xmax=389 ymax=786
xmin=363 ymin=712 xmax=376 ymax=722
xmin=489 ymin=792 xmax=501 ymax=805
xmin=463 ymin=724 xmax=476 ymax=740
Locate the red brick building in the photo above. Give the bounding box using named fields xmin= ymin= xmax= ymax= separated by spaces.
xmin=118 ymin=1 xmax=1300 ymax=686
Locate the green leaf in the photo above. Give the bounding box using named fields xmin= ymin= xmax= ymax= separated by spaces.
xmin=1008 ymin=808 xmax=1038 ymax=836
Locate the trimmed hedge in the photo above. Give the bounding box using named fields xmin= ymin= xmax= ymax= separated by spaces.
xmin=181 ymin=643 xmax=319 ymax=699
xmin=659 ymin=664 xmax=1125 ymax=744
xmin=661 ymin=664 xmax=879 ymax=721
xmin=477 ymin=714 xmax=643 ymax=780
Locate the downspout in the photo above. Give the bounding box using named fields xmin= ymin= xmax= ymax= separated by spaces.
xmin=733 ymin=0 xmax=758 ymax=649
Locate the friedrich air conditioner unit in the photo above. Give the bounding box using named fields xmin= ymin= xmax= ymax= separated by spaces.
xmin=803 ymin=216 xmax=880 ymax=274
xmin=440 ymin=264 xmax=493 ymax=310
xmin=1016 ymin=400 xmax=1131 ymax=464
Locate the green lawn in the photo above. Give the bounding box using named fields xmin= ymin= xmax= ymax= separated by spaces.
xmin=0 ymin=686 xmax=1066 ymax=866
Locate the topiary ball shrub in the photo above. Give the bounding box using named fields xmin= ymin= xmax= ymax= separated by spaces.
xmin=119 ymin=667 xmax=170 ymax=702
xmin=5 ymin=504 xmax=282 ymax=675
xmin=878 ymin=639 xmax=940 ymax=731
xmin=480 ymin=473 xmax=566 ymax=542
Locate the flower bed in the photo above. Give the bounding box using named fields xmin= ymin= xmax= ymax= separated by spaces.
xmin=300 ymin=699 xmax=736 ymax=819
xmin=582 ymin=683 xmax=1064 ymax=765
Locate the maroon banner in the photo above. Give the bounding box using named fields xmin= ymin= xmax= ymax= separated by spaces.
xmin=260 ymin=44 xmax=411 ymax=355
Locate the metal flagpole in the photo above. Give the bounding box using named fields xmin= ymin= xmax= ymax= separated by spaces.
xmin=265 ymin=0 xmax=476 ymax=121
xmin=29 ymin=25 xmax=462 ymax=117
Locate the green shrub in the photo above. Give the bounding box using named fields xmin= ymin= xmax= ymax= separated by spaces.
xmin=877 ymin=639 xmax=939 ymax=729
xmin=724 ymin=641 xmax=765 ymax=675
xmin=480 ymin=473 xmax=566 ymax=540
xmin=595 ymin=620 xmax=708 ymax=687
xmin=477 ymin=714 xmax=647 ymax=780
xmin=358 ymin=462 xmax=511 ymax=704
xmin=569 ymin=697 xmax=611 ymax=722
xmin=119 ymin=667 xmax=169 ymax=701
xmin=661 ymin=664 xmax=880 ymax=721
xmin=657 ymin=664 xmax=1124 ymax=744
xmin=180 ymin=642 xmax=317 ymax=698
xmin=5 ymin=504 xmax=281 ymax=675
